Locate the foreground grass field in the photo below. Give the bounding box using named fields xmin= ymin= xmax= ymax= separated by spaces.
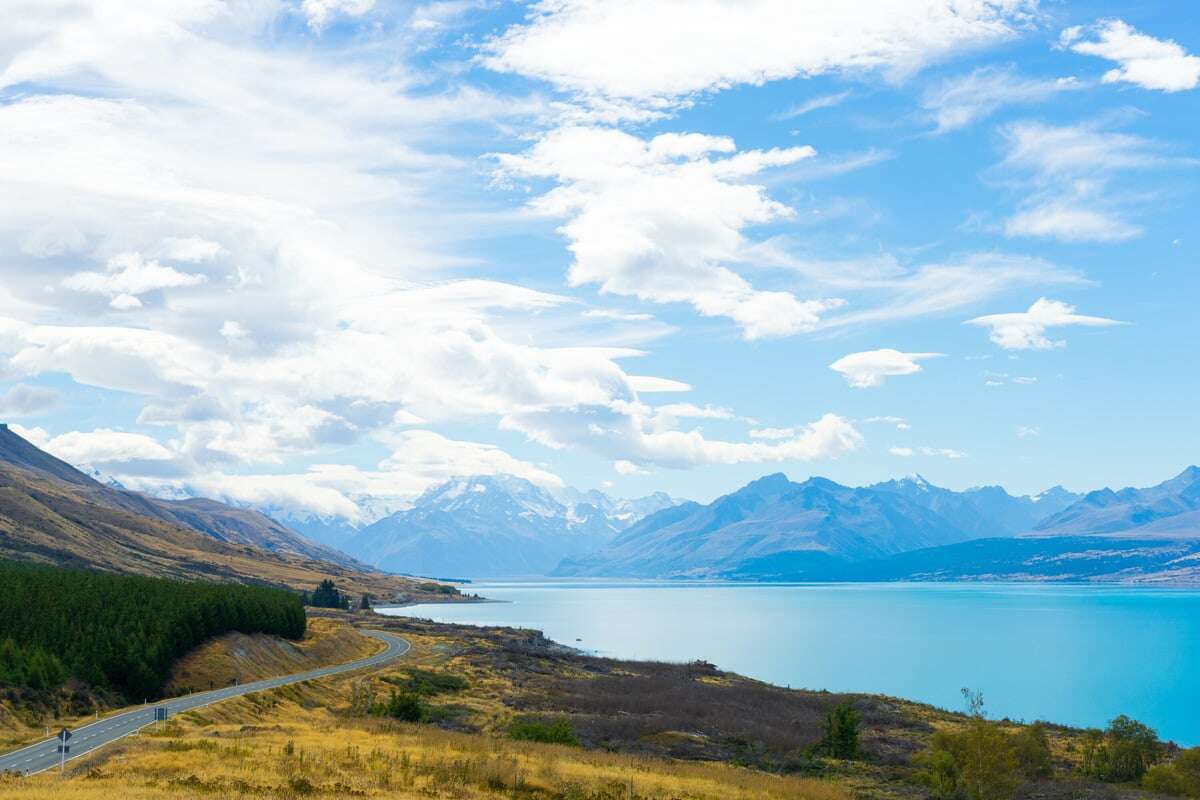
xmin=1 ymin=656 xmax=846 ymax=800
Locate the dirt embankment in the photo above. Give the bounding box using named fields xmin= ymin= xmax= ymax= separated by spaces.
xmin=164 ymin=617 xmax=382 ymax=695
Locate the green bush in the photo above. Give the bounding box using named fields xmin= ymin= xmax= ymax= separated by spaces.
xmin=508 ymin=717 xmax=580 ymax=746
xmin=817 ymin=700 xmax=860 ymax=759
xmin=0 ymin=560 xmax=305 ymax=699
xmin=1081 ymin=716 xmax=1161 ymax=783
xmin=373 ymin=689 xmax=423 ymax=722
xmin=386 ymin=668 xmax=469 ymax=697
xmin=1141 ymin=748 xmax=1200 ymax=796
xmin=916 ymin=693 xmax=1021 ymax=800
xmin=1012 ymin=722 xmax=1053 ymax=779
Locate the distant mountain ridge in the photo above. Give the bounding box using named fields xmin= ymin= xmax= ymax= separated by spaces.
xmin=343 ymin=474 xmax=678 ymax=578
xmin=558 ymin=467 xmax=1200 ymax=583
xmin=556 ymin=472 xmax=1058 ymax=578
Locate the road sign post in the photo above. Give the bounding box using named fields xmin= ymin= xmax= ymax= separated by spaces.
xmin=155 ymin=706 xmax=169 ymax=730
xmin=56 ymin=728 xmax=71 ymax=774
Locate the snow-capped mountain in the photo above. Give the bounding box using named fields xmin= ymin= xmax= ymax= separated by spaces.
xmin=342 ymin=475 xmax=678 ymax=578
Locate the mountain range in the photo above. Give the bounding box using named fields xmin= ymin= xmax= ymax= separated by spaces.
xmin=555 ymin=468 xmax=1200 ymax=582
xmin=343 ymin=475 xmax=677 ymax=578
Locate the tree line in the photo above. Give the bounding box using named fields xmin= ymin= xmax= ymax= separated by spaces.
xmin=0 ymin=560 xmax=306 ymax=699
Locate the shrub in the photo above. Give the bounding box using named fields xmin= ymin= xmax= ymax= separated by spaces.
xmin=1011 ymin=722 xmax=1053 ymax=779
xmin=1141 ymin=748 xmax=1200 ymax=796
xmin=373 ymin=690 xmax=424 ymax=722
xmin=386 ymin=668 xmax=468 ymax=697
xmin=817 ymin=701 xmax=860 ymax=760
xmin=508 ymin=718 xmax=580 ymax=746
xmin=1081 ymin=715 xmax=1161 ymax=783
xmin=917 ymin=692 xmax=1021 ymax=800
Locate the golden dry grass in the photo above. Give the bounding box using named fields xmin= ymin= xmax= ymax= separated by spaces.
xmin=164 ymin=618 xmax=383 ymax=695
xmin=0 ymin=714 xmax=847 ymax=800
xmin=0 ymin=620 xmax=849 ymax=799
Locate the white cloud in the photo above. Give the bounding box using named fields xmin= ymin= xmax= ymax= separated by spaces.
xmin=302 ymin=0 xmax=375 ymax=32
xmin=829 ymin=349 xmax=943 ymax=388
xmin=61 ymin=252 xmax=206 ymax=307
xmin=376 ymin=429 xmax=563 ymax=489
xmin=627 ymin=376 xmax=692 ymax=393
xmin=1064 ymin=19 xmax=1200 ymax=92
xmin=613 ymin=459 xmax=647 ymax=475
xmin=0 ymin=383 xmax=60 ymax=417
xmin=774 ymin=91 xmax=852 ymax=120
xmin=483 ymin=0 xmax=1039 ymax=110
xmin=755 ymin=249 xmax=1084 ymax=329
xmin=1016 ymin=425 xmax=1039 ymax=438
xmin=998 ymin=119 xmax=1185 ymax=242
xmin=966 ymin=297 xmax=1125 ymax=350
xmin=163 ymin=236 xmax=225 ymax=263
xmin=1005 ymin=204 xmax=1139 ymax=242
xmin=37 ymin=428 xmax=179 ymax=473
xmin=890 ymin=445 xmax=965 ymax=458
xmin=922 ymin=65 xmax=1079 ymax=132
xmin=863 ymin=416 xmax=910 ymax=430
xmin=749 ymin=427 xmax=795 ymax=440
xmin=494 ymin=126 xmax=845 ymax=339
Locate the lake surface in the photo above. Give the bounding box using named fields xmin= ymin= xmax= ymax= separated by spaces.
xmin=379 ymin=581 xmax=1200 ymax=744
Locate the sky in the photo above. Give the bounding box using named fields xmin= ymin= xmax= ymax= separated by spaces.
xmin=0 ymin=0 xmax=1196 ymax=518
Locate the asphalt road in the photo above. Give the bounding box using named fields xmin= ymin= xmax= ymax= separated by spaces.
xmin=0 ymin=628 xmax=409 ymax=776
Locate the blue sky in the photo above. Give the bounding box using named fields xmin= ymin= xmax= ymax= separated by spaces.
xmin=0 ymin=0 xmax=1196 ymax=517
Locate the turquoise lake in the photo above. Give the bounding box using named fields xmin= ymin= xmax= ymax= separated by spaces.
xmin=379 ymin=581 xmax=1200 ymax=745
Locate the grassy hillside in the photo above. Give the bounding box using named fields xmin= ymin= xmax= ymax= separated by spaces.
xmin=0 ymin=458 xmax=455 ymax=601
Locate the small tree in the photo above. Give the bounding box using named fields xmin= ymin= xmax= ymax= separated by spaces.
xmin=1082 ymin=715 xmax=1161 ymax=783
xmin=819 ymin=700 xmax=861 ymax=759
xmin=359 ymin=593 xmax=372 ymax=610
xmin=1012 ymin=722 xmax=1053 ymax=779
xmin=916 ymin=690 xmax=1019 ymax=800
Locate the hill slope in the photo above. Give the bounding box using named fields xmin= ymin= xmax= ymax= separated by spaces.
xmin=0 ymin=424 xmax=357 ymax=567
xmin=0 ymin=425 xmax=446 ymax=599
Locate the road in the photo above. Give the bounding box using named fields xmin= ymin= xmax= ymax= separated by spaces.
xmin=0 ymin=628 xmax=409 ymax=776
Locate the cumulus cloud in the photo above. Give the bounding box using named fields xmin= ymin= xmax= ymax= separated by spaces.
xmin=32 ymin=427 xmax=184 ymax=476
xmin=483 ymin=0 xmax=1039 ymax=111
xmin=1063 ymin=19 xmax=1200 ymax=92
xmin=922 ymin=65 xmax=1079 ymax=132
xmin=829 ymin=349 xmax=943 ymax=388
xmin=302 ymin=0 xmax=375 ymax=32
xmin=966 ymin=297 xmax=1125 ymax=350
xmin=749 ymin=427 xmax=795 ymax=440
xmin=376 ymin=429 xmax=564 ymax=489
xmin=0 ymin=383 xmax=60 ymax=417
xmin=494 ymin=126 xmax=845 ymax=339
xmin=61 ymin=252 xmax=206 ymax=308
